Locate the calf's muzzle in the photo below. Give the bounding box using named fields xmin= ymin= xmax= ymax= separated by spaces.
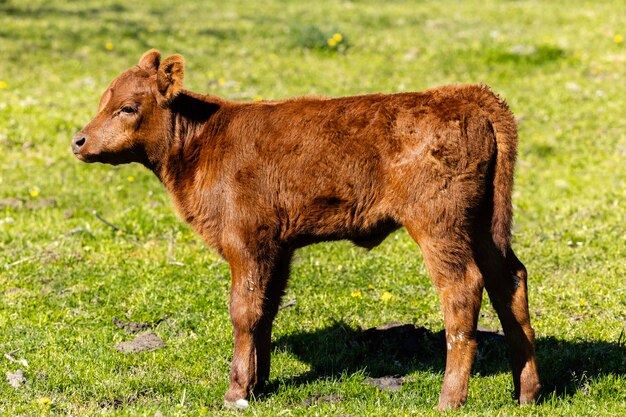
xmin=71 ymin=134 xmax=86 ymax=154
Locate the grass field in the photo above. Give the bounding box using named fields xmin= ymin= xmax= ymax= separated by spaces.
xmin=1 ymin=0 xmax=625 ymax=415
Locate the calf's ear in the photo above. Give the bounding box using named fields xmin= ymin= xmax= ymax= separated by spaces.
xmin=157 ymin=54 xmax=185 ymax=104
xmin=138 ymin=49 xmax=161 ymax=71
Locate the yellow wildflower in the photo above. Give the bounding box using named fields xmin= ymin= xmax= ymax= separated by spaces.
xmin=105 ymin=42 xmax=114 ymax=51
xmin=253 ymin=95 xmax=264 ymax=101
xmin=218 ymin=78 xmax=226 ymax=86
xmin=38 ymin=397 xmax=52 ymax=405
xmin=29 ymin=187 xmax=40 ymax=198
xmin=380 ymin=291 xmax=392 ymax=302
xmin=579 ymin=299 xmax=587 ymax=306
xmin=332 ymin=33 xmax=343 ymax=42
xmin=0 ymin=81 xmax=7 ymax=89
xmin=127 ymin=175 xmax=135 ymax=182
xmin=614 ymin=34 xmax=623 ymax=44
xmin=351 ymin=290 xmax=362 ymax=298
xmin=367 ymin=284 xmax=374 ymax=290
xmin=327 ymin=38 xmax=337 ymax=47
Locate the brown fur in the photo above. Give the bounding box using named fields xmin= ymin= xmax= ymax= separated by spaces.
xmin=72 ymin=50 xmax=540 ymax=409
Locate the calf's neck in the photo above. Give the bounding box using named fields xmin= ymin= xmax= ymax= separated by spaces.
xmin=73 ymin=49 xmax=540 ymax=410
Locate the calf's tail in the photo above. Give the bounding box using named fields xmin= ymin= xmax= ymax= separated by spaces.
xmin=484 ymin=88 xmax=519 ymax=256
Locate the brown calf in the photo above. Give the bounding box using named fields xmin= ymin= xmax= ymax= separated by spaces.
xmin=72 ymin=49 xmax=540 ymax=410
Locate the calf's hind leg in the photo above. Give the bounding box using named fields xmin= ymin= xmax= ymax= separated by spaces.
xmin=479 ymin=246 xmax=540 ymax=404
xmin=413 ymin=235 xmax=485 ymax=410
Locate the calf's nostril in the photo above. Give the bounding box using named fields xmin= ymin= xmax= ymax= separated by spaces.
xmin=71 ymin=135 xmax=87 ymax=155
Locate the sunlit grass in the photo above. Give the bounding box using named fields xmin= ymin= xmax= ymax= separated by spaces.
xmin=1 ymin=0 xmax=625 ymax=415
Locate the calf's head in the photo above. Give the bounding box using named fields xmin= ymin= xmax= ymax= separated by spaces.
xmin=72 ymin=49 xmax=184 ymax=166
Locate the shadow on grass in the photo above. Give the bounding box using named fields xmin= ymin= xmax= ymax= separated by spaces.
xmin=271 ymin=321 xmax=626 ymax=402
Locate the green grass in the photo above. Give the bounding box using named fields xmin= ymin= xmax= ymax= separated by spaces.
xmin=1 ymin=0 xmax=625 ymax=415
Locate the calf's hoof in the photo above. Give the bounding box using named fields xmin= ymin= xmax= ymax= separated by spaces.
xmin=437 ymin=394 xmax=466 ymax=411
xmin=224 ymin=385 xmax=250 ymax=410
xmin=224 ymin=398 xmax=249 ymax=410
xmin=519 ymin=382 xmax=541 ymax=406
xmin=437 ymin=400 xmax=464 ymax=411
xmin=518 ymin=367 xmax=541 ymax=406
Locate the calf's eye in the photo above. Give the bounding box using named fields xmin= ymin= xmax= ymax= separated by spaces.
xmin=121 ymin=106 xmax=137 ymax=114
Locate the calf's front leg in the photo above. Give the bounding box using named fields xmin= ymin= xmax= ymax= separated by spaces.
xmin=222 ymin=242 xmax=289 ymax=409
